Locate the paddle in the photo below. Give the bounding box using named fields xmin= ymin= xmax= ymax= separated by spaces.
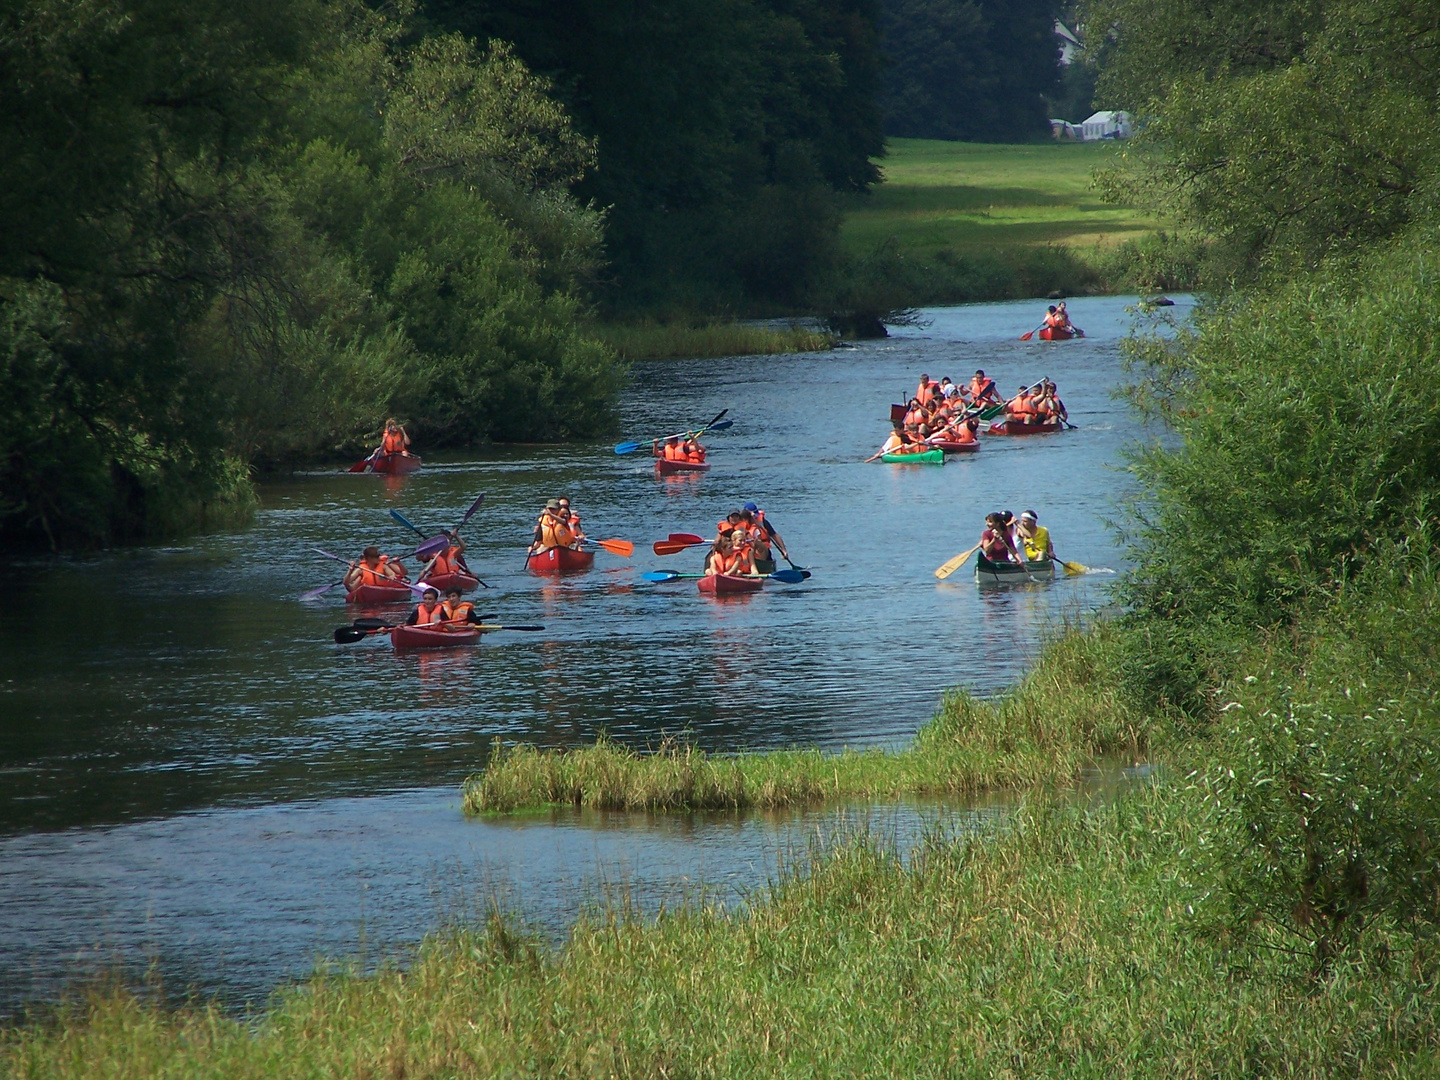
xmin=669 ymin=532 xmax=705 ymax=544
xmin=979 ymin=381 xmax=1046 ymax=425
xmin=347 ymin=449 xmax=379 ymax=473
xmin=654 ymin=539 xmax=710 ymax=556
xmin=1018 ymin=323 xmax=1046 ymax=342
xmin=333 ymin=619 xmax=544 ymax=644
xmin=641 ymin=569 xmax=806 ymax=584
xmin=614 ymin=409 xmax=730 ymax=455
xmin=587 ymin=538 xmax=635 ymax=557
xmin=934 ymin=543 xmax=981 ymax=580
xmin=314 ymin=547 xmax=437 ymax=596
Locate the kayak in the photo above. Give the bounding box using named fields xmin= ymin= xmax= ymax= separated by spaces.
xmin=1038 ymin=326 xmax=1082 ymax=341
xmin=390 ymin=623 xmax=482 ymax=649
xmin=698 ymin=573 xmax=764 ymax=595
xmin=371 ymin=452 xmax=421 ymax=474
xmin=986 ymin=419 xmax=1065 ymax=436
xmin=346 ymin=582 xmax=414 ymax=604
xmin=528 ymin=546 xmax=596 ymax=573
xmin=424 ymin=571 xmax=479 ymax=593
xmin=930 ymin=440 xmax=979 ymax=453
xmin=655 ymin=457 xmax=710 ymax=475
xmin=975 ymin=553 xmax=1055 ymax=585
xmin=881 ymin=448 xmax=944 ymax=464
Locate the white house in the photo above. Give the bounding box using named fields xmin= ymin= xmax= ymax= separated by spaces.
xmin=1081 ymin=110 xmax=1132 ymax=140
xmin=1054 ymin=20 xmax=1083 ymax=65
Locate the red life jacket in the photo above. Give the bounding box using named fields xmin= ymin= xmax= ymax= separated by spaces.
xmin=357 ymin=555 xmax=392 ymax=586
xmin=441 ymin=600 xmax=474 ymax=626
xmin=415 ymin=601 xmax=444 ymax=624
xmin=382 ymin=431 xmax=406 ymax=453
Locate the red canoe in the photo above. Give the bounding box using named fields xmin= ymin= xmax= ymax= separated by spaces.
xmin=372 ymin=452 xmax=422 ymax=475
xmin=424 ymin=571 xmax=479 ymax=593
xmin=390 ymin=624 xmax=482 ymax=649
xmin=346 ymin=582 xmax=414 ymax=604
xmin=655 ymin=457 xmax=710 ymax=475
xmin=1037 ymin=326 xmax=1082 ymax=341
xmin=931 ymin=440 xmax=979 ymax=453
xmin=986 ymin=419 xmax=1065 ymax=436
xmin=528 ymin=546 xmax=596 ymax=574
xmin=698 ymin=573 xmax=763 ymax=595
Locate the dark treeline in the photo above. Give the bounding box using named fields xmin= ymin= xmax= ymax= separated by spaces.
xmin=877 ymin=0 xmax=1062 ymax=141
xmin=1 ymin=0 xmax=619 ymax=546
xmin=422 ymin=0 xmax=887 ymax=313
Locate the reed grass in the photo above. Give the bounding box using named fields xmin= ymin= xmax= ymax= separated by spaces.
xmin=464 ymin=625 xmax=1153 ymax=814
xmin=9 ymin=787 xmax=1437 ymax=1077
xmin=596 ymin=320 xmax=834 ymax=361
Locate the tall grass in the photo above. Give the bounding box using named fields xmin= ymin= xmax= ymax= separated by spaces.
xmin=9 ymin=787 xmax=1439 ymax=1077
xmin=595 ymin=321 xmax=834 ymax=361
xmin=465 ymin=625 xmax=1154 ymax=814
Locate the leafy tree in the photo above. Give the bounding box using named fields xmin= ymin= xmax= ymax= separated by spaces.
xmin=879 ymin=0 xmax=1062 ymax=142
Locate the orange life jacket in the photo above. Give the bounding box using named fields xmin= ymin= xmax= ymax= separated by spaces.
xmin=357 ymin=555 xmax=393 ymax=586
xmin=382 ymin=431 xmax=405 ymax=453
xmin=415 ymin=600 xmax=444 ymax=624
xmin=1012 ymin=392 xmax=1037 ymax=417
xmin=684 ymin=441 xmax=705 ymax=462
xmin=969 ymin=376 xmax=993 ymax=400
xmin=429 ymin=546 xmax=463 ymax=576
xmin=441 ymin=600 xmax=474 ymax=625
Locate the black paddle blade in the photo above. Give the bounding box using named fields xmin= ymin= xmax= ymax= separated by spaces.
xmin=500 ymin=624 xmax=545 ymax=631
xmin=334 ymin=626 xmax=370 ymax=643
xmin=353 ymin=617 xmax=390 ymax=631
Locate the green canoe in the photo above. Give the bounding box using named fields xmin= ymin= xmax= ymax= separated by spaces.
xmin=974 ymin=553 xmax=1055 ymax=584
xmin=880 ymin=448 xmax=944 ymax=464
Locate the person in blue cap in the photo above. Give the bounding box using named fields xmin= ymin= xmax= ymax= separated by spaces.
xmin=738 ymin=501 xmax=791 ymax=573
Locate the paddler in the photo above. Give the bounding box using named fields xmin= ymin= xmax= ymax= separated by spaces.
xmin=427 ymin=530 xmax=469 ymax=578
xmin=980 ymin=512 xmax=1022 ymax=563
xmin=1055 ymin=302 xmax=1073 ymax=331
xmin=344 ymin=545 xmax=408 ymax=590
xmin=529 ymin=499 xmax=573 ymax=556
xmin=556 ymin=498 xmax=586 ymax=548
xmin=867 ymin=421 xmax=910 ymax=462
xmin=740 ymin=502 xmax=791 ymax=573
xmin=1015 ymin=510 xmax=1054 ymax=562
xmin=439 ymin=586 xmax=481 ymax=625
xmin=1039 ymin=378 xmax=1068 ymax=423
xmin=405 ymin=587 xmax=444 ymax=625
xmin=968 ymin=370 xmax=1001 ymax=407
xmin=1009 ymin=385 xmax=1040 ymax=425
xmin=375 ymin=418 xmax=413 ymax=460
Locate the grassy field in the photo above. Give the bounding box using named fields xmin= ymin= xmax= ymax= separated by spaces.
xmin=842 ymin=139 xmax=1153 ymax=263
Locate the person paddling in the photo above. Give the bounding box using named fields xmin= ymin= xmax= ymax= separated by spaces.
xmin=344 ymin=546 xmax=408 ymax=591
xmin=968 ymin=370 xmax=1001 ymax=407
xmin=428 ymin=531 xmax=470 ymax=578
xmin=1015 ymin=510 xmax=1054 ymax=562
xmin=557 ymin=499 xmax=587 ymax=547
xmin=439 ymin=587 xmax=481 ymax=625
xmin=375 ymin=418 xmax=413 ymax=460
xmin=980 ymin=512 xmax=1023 ymax=563
xmin=741 ymin=501 xmax=791 ymax=573
xmin=406 ymin=587 xmax=444 ymax=626
xmin=529 ymin=499 xmax=574 ymax=558
xmin=867 ymin=421 xmax=913 ymax=462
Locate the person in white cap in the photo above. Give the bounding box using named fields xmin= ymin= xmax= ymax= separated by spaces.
xmin=1015 ymin=510 xmax=1054 ymax=562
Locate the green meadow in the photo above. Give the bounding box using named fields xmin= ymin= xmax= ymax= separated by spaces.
xmin=843 ymin=139 xmax=1153 ymax=262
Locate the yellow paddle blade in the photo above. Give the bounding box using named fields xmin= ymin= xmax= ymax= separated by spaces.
xmin=1061 ymin=561 xmax=1088 ymax=576
xmin=934 ymin=552 xmax=971 ymax=579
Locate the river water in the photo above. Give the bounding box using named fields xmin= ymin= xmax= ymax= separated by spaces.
xmin=0 ymin=294 xmax=1187 ymax=1017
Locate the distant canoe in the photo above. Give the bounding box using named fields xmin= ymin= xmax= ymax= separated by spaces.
xmin=424 ymin=571 xmax=479 ymax=593
xmin=528 ymin=546 xmax=595 ymax=574
xmin=371 ymin=452 xmax=421 ymax=475
xmin=655 ymin=457 xmax=710 ymax=475
xmin=1038 ymin=326 xmax=1082 ymax=341
xmin=930 ymin=439 xmax=979 ymax=453
xmin=986 ymin=419 xmax=1065 ymax=436
xmin=975 ymin=554 xmax=1055 ymax=585
xmin=881 ymin=448 xmax=944 ymax=464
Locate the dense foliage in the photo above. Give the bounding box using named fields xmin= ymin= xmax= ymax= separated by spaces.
xmin=878 ymin=0 xmax=1062 ymax=142
xmin=422 ymin=0 xmax=885 ymax=312
xmin=0 ymin=0 xmax=619 ymax=546
xmin=1090 ymin=0 xmax=1440 ymax=284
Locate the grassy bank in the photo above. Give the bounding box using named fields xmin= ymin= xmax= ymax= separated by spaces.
xmin=10 ymin=786 xmax=1438 ymax=1077
xmin=465 ymin=625 xmax=1153 ymax=814
xmin=595 ymin=321 xmax=834 ymax=361
xmin=835 ymin=140 xmax=1200 ymax=303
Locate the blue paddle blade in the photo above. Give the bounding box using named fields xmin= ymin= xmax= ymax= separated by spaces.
xmin=706 ymin=419 xmax=734 ymax=432
xmin=641 ymin=571 xmax=680 ymax=582
xmin=769 ymin=569 xmax=806 ymax=584
xmin=457 ymin=492 xmax=486 ymax=528
xmin=389 ymin=508 xmax=421 ymax=535
xmin=414 ymin=535 xmax=448 ymax=560
xmin=614 ymin=442 xmax=642 ymax=455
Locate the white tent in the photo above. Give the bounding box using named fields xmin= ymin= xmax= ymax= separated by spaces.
xmin=1081 ymin=111 xmax=1132 ymax=141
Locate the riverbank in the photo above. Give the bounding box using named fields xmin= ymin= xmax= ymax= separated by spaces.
xmin=465 ymin=624 xmax=1151 ymax=814
xmin=9 ymin=781 xmax=1437 ymax=1076
xmin=593 ymin=320 xmax=835 ymax=361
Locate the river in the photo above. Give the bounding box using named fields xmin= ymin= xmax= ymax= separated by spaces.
xmin=0 ymin=294 xmax=1187 ymax=1017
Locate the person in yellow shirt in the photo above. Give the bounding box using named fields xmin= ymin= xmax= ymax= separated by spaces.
xmin=1015 ymin=510 xmax=1054 ymax=562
